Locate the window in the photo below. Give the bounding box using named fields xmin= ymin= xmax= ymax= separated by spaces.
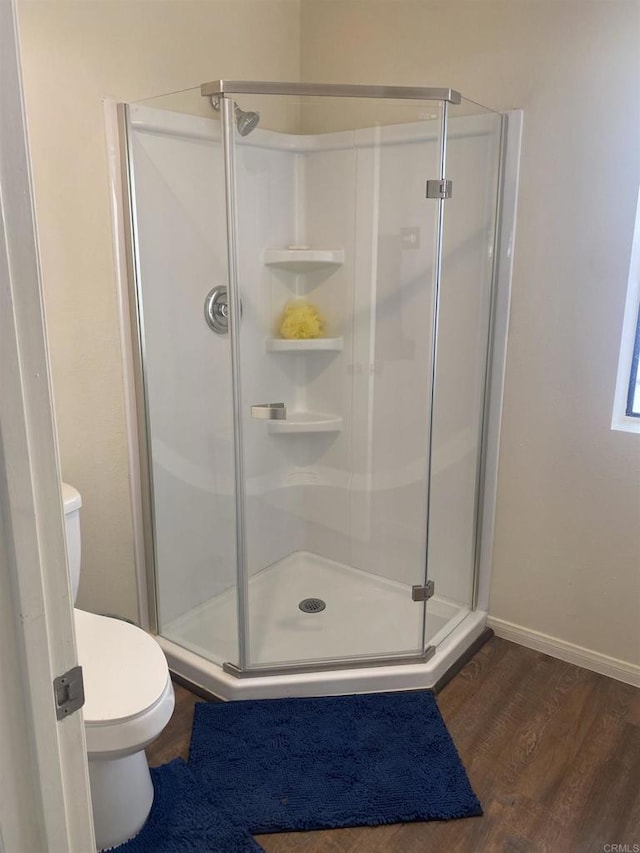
xmin=612 ymin=187 xmax=640 ymax=433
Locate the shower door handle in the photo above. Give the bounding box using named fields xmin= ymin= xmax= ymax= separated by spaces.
xmin=250 ymin=403 xmax=287 ymax=420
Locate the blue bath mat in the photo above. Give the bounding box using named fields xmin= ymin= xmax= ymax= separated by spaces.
xmin=114 ymin=759 xmax=261 ymax=853
xmin=189 ymin=690 xmax=482 ymax=833
xmin=116 ymin=690 xmax=480 ymax=851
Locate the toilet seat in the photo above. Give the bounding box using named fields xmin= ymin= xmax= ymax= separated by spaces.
xmin=74 ymin=609 xmax=175 ymax=758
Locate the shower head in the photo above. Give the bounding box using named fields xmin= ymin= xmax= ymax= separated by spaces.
xmin=209 ymin=97 xmax=260 ymax=136
xmin=234 ymin=105 xmax=260 ymax=136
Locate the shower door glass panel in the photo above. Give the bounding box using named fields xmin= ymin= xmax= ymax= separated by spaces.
xmin=227 ymin=94 xmax=443 ymax=669
xmin=126 ymin=90 xmax=240 ymax=667
xmin=427 ymin=101 xmax=503 ymax=644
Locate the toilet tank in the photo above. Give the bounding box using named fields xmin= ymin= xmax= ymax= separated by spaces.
xmin=62 ymin=483 xmax=82 ymax=602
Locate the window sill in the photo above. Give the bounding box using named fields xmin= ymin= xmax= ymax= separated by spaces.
xmin=611 ymin=414 xmax=640 ymax=435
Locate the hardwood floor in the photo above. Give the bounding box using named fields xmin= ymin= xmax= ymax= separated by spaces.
xmin=146 ymin=638 xmax=640 ymax=852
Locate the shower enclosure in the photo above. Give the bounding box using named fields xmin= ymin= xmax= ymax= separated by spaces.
xmin=117 ymin=81 xmax=519 ymax=699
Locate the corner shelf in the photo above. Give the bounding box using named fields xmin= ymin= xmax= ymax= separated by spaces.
xmin=267 ymin=412 xmax=343 ymax=435
xmin=266 ymin=337 xmax=344 ymax=352
xmin=263 ymin=248 xmax=345 ymax=273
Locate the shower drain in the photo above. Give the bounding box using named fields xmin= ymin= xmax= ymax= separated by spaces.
xmin=298 ymin=597 xmax=326 ymax=614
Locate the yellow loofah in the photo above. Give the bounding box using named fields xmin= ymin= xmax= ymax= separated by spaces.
xmin=279 ymin=300 xmax=325 ymax=340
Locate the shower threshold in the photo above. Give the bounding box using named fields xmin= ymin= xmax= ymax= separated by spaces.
xmin=158 ymin=551 xmax=487 ymax=700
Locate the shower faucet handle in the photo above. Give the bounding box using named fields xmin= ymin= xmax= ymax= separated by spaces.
xmin=250 ymin=403 xmax=287 ymax=420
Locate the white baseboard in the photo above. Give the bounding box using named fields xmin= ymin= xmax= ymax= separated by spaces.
xmin=487 ymin=617 xmax=640 ymax=687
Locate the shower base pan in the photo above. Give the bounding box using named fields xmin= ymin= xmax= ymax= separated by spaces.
xmin=158 ymin=550 xmax=488 ymax=701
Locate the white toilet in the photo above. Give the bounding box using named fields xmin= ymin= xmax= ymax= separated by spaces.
xmin=62 ymin=483 xmax=175 ymax=851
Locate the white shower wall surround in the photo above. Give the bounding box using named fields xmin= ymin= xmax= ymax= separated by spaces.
xmin=127 ymin=101 xmax=505 ymax=686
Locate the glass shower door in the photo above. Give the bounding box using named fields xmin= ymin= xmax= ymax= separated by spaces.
xmin=221 ymin=90 xmax=446 ymax=671
xmin=428 ymin=100 xmax=503 ymax=644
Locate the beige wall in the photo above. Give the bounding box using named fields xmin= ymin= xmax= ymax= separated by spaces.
xmin=300 ymin=0 xmax=640 ymax=666
xmin=17 ymin=0 xmax=301 ymax=621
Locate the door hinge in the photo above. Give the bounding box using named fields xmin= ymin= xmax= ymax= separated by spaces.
xmin=412 ymin=580 xmax=435 ymax=602
xmin=426 ymin=179 xmax=452 ymax=199
xmin=54 ymin=665 xmax=85 ymax=720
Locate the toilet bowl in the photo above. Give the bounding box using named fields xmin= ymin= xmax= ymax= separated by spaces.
xmin=62 ymin=484 xmax=175 ymax=850
xmin=75 ymin=610 xmax=175 ymax=849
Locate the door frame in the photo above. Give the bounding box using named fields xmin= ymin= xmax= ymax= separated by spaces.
xmin=0 ymin=1 xmax=95 ymax=848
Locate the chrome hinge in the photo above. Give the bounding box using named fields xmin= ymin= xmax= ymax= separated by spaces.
xmin=54 ymin=665 xmax=85 ymax=720
xmin=412 ymin=580 xmax=435 ymax=602
xmin=426 ymin=179 xmax=452 ymax=199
